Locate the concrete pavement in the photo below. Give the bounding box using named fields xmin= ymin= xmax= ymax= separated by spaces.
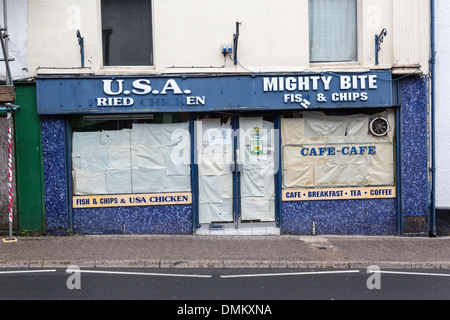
xmin=0 ymin=234 xmax=449 ymax=269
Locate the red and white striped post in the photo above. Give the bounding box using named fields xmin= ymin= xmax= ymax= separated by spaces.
xmin=7 ymin=111 xmax=12 ymax=233
xmin=3 ymin=109 xmax=16 ymax=242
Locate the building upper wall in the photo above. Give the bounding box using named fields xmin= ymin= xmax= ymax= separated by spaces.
xmin=26 ymin=0 xmax=431 ymax=77
xmin=435 ymin=0 xmax=450 ymax=209
xmin=0 ymin=0 xmax=28 ymax=82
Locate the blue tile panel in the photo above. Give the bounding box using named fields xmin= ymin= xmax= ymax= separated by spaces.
xmin=282 ymin=199 xmax=398 ymax=235
xmin=400 ymin=76 xmax=429 ymax=218
xmin=41 ymin=116 xmax=68 ymax=235
xmin=281 ymin=76 xmax=429 ymax=235
xmin=72 ymin=205 xmax=193 ymax=235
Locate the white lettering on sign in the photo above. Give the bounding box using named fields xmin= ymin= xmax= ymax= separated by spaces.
xmin=132 ymin=79 xmax=152 ymax=95
xmin=263 ymin=76 xmax=333 ymax=92
xmin=340 ymin=75 xmax=378 ymax=90
xmin=103 ymin=79 xmax=124 ymax=95
xmin=97 ymin=97 xmax=134 ymax=107
xmin=160 ymin=79 xmax=183 ymax=95
xmin=94 ymin=74 xmax=381 ymax=108
xmin=186 ymin=96 xmax=206 ymax=106
xmin=96 ymin=78 xmax=202 ymax=107
xmin=283 ymin=94 xmax=311 ymax=109
xmin=263 ymin=75 xmax=378 ymax=107
xmin=331 ymin=92 xmax=368 ymax=102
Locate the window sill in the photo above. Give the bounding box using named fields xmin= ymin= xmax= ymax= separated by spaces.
xmin=36 ymin=67 xmax=95 ymax=75
xmin=96 ymin=66 xmax=158 ymax=76
xmin=306 ymin=61 xmax=370 ymax=73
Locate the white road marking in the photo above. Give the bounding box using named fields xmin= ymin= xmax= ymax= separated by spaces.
xmin=0 ymin=269 xmax=56 ymax=275
xmin=2 ymin=269 xmax=447 ymax=279
xmin=66 ymin=269 xmax=212 ymax=278
xmin=370 ymin=270 xmax=450 ymax=277
xmin=220 ymin=270 xmax=360 ymax=278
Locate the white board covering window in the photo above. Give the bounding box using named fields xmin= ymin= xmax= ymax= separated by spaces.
xmin=309 ymin=0 xmax=358 ymax=62
xmin=281 ymin=110 xmax=395 ymax=189
xmin=72 ymin=121 xmax=190 ymax=195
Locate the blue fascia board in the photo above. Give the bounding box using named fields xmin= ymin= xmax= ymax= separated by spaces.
xmin=36 ymin=71 xmax=395 ymax=115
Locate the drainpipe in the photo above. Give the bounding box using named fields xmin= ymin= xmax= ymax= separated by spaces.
xmin=396 ymin=105 xmax=403 ymax=235
xmin=430 ymin=0 xmax=437 ymax=236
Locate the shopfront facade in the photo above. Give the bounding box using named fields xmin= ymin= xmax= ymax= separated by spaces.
xmin=36 ymin=70 xmax=430 ymax=236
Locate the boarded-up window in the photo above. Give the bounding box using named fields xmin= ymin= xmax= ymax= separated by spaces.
xmin=71 ymin=117 xmax=190 ymax=195
xmin=281 ymin=110 xmax=395 ymax=189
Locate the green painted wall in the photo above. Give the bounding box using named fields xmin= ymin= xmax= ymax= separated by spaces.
xmin=14 ymin=83 xmax=44 ymax=233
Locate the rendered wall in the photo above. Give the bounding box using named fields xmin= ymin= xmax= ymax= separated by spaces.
xmin=27 ymin=0 xmax=430 ymax=76
xmin=435 ymin=0 xmax=450 ymax=209
xmin=0 ymin=0 xmax=28 ymax=81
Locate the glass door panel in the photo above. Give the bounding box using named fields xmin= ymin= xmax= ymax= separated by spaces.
xmin=196 ymin=113 xmax=276 ymax=228
xmin=238 ymin=116 xmax=276 ymax=222
xmin=197 ymin=116 xmax=234 ymax=224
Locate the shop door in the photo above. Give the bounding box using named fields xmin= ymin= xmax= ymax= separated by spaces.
xmin=196 ymin=114 xmax=276 ymax=231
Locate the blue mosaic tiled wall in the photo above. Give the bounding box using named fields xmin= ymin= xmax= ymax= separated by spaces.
xmin=41 ymin=116 xmax=68 ymax=235
xmin=400 ymin=76 xmax=430 ymax=234
xmin=281 ymin=76 xmax=429 ymax=236
xmin=72 ymin=205 xmax=192 ymax=234
xmin=282 ymin=199 xmax=398 ymax=235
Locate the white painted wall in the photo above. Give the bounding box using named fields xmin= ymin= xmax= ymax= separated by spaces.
xmin=435 ymin=0 xmax=450 ymax=209
xmin=26 ymin=0 xmax=430 ymax=76
xmin=0 ymin=0 xmax=28 ymax=81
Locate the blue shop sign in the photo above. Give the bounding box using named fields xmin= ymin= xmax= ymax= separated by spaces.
xmin=36 ymin=71 xmax=396 ymax=114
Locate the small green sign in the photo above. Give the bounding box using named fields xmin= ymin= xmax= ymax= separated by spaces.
xmin=250 ymin=140 xmax=263 ymax=154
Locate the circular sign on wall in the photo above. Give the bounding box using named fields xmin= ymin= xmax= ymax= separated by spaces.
xmin=250 ymin=127 xmax=263 ymax=139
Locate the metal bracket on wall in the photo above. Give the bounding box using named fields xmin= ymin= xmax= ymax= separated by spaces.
xmin=375 ymin=28 xmax=387 ymax=65
xmin=233 ymin=22 xmax=241 ymax=65
xmin=76 ymin=30 xmax=85 ymax=68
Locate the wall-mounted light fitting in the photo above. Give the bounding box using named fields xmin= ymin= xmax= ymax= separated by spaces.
xmin=375 ymin=28 xmax=387 ymax=65
xmin=76 ymin=30 xmax=85 ymax=68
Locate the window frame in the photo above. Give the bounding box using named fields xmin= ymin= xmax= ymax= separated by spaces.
xmin=99 ymin=0 xmax=155 ymax=68
xmin=70 ymin=113 xmax=192 ymax=197
xmin=308 ymin=0 xmax=359 ymax=64
xmin=280 ymin=108 xmax=396 ymax=190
